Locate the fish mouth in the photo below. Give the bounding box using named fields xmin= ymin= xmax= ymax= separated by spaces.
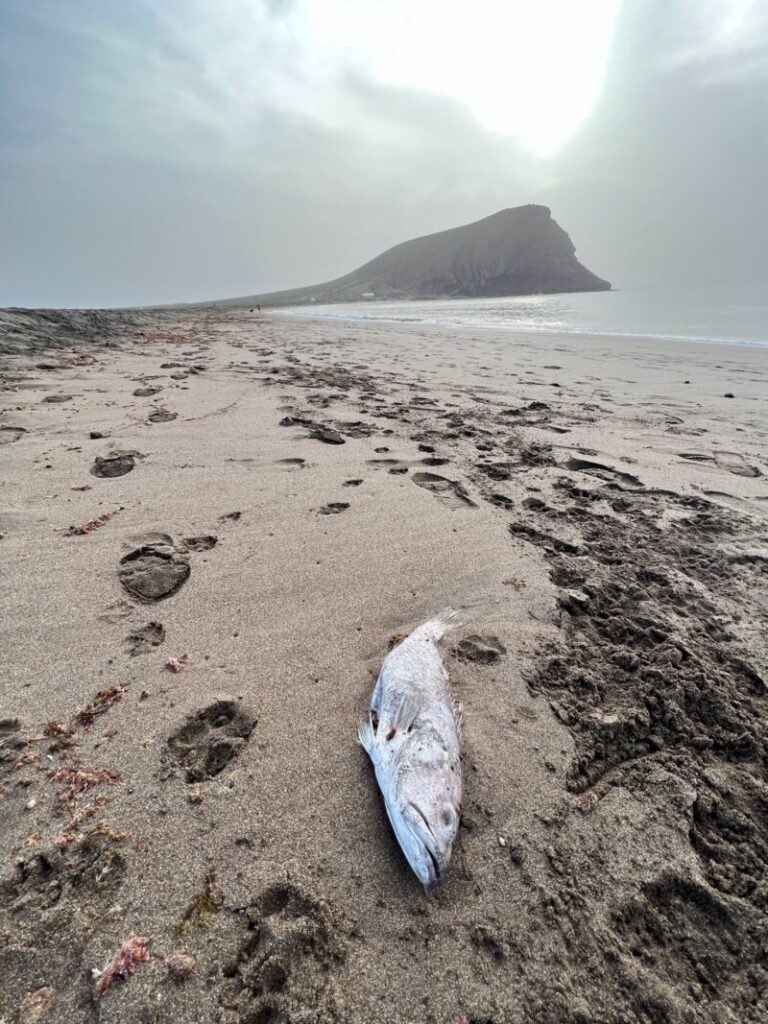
xmin=406 ymin=802 xmax=446 ymax=888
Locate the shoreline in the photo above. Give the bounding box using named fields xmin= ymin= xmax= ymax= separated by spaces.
xmin=276 ymin=305 xmax=768 ymax=354
xmin=2 ymin=306 xmax=767 ymax=1023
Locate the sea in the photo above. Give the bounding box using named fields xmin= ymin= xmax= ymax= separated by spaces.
xmin=279 ymin=284 xmax=768 ymax=348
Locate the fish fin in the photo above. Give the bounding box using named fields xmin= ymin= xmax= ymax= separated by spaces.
xmin=358 ymin=716 xmax=376 ymax=758
xmin=453 ymin=699 xmax=463 ymax=741
xmin=388 ymin=692 xmax=420 ymax=734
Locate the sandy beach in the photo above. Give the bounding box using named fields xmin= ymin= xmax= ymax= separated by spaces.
xmin=1 ymin=306 xmax=767 ymax=1024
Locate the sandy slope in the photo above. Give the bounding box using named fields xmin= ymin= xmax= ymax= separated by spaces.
xmin=1 ymin=307 xmax=767 ymax=1024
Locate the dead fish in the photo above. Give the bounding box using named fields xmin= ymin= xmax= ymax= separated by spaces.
xmin=359 ymin=610 xmax=462 ymax=888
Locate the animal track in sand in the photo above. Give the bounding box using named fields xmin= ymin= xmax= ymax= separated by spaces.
xmin=165 ymin=699 xmax=256 ymax=782
xmin=219 ymin=882 xmax=344 ymax=1024
xmin=118 ymin=537 xmax=190 ymax=602
xmin=453 ymin=635 xmax=507 ymax=664
xmin=124 ymin=621 xmax=165 ymax=655
xmin=412 ymin=472 xmax=477 ymax=509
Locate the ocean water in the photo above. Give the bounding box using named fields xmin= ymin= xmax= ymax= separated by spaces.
xmin=279 ymin=284 xmax=768 ymax=347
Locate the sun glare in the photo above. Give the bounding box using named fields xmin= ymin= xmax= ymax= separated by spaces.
xmin=296 ymin=0 xmax=623 ymax=155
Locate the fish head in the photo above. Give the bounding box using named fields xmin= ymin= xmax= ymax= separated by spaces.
xmin=390 ymin=742 xmax=461 ymax=889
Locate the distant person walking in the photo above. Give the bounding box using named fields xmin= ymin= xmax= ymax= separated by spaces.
xmin=257 ymin=303 xmax=261 ymax=315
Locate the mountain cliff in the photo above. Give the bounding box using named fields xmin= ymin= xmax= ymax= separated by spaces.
xmin=216 ymin=205 xmax=610 ymax=307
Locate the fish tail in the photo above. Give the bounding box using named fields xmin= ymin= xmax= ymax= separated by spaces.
xmin=417 ymin=607 xmax=462 ymax=642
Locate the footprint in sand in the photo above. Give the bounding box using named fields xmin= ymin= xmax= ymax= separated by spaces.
xmin=714 ymin=451 xmax=762 ymax=478
xmin=219 ymin=882 xmax=343 ymax=1024
xmin=165 ymin=699 xmax=256 ymax=782
xmin=147 ymin=408 xmax=177 ymax=423
xmin=133 ymin=386 xmax=162 ymax=397
xmin=42 ymin=394 xmax=73 ymax=404
xmin=486 ymin=493 xmax=515 ymax=510
xmin=118 ymin=535 xmax=191 ymax=602
xmin=0 ymin=426 xmax=26 ymax=445
xmin=318 ymin=502 xmax=350 ymax=515
xmin=91 ymin=452 xmax=136 ymax=478
xmin=182 ymin=535 xmax=218 ymax=551
xmin=677 ymin=452 xmax=713 ymax=463
xmin=453 ymin=635 xmax=507 ymax=664
xmin=565 ymin=458 xmax=643 ymax=488
xmin=412 ymin=472 xmax=476 ymax=509
xmin=124 ymin=621 xmax=165 ymax=656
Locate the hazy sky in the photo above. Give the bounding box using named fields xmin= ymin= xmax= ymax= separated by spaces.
xmin=1 ymin=0 xmax=766 ymax=307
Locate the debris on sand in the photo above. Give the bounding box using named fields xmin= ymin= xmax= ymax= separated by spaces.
xmin=51 ymin=766 xmax=120 ymax=803
xmin=89 ymin=820 xmax=132 ymax=842
xmin=43 ymin=720 xmax=73 ymax=739
xmin=162 ymin=950 xmax=197 ymax=982
xmin=18 ymin=985 xmax=56 ymax=1023
xmin=74 ymin=686 xmax=125 ymax=728
xmin=92 ymin=935 xmax=150 ymax=998
xmin=577 ymin=790 xmax=600 ymax=815
xmin=66 ymin=509 xmax=121 ymax=535
xmin=166 ymin=653 xmax=188 ymax=673
xmin=311 ymin=425 xmax=345 ymax=444
xmin=176 ymin=871 xmax=223 ymax=933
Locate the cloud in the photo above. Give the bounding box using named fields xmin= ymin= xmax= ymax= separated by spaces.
xmin=0 ymin=0 xmax=765 ymax=305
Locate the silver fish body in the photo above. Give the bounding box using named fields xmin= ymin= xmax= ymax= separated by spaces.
xmin=359 ymin=610 xmax=462 ymax=888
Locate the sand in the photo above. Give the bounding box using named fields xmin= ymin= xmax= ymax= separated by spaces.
xmin=1 ymin=306 xmax=767 ymax=1024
